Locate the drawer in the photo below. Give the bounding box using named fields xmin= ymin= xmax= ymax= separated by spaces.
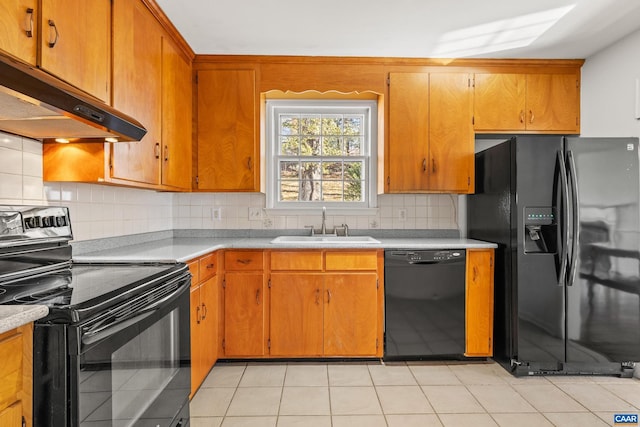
xmin=187 ymin=260 xmax=199 ymax=284
xmin=199 ymin=252 xmax=218 ymax=281
xmin=0 ymin=332 xmax=23 ymax=401
xmin=271 ymin=251 xmax=323 ymax=271
xmin=225 ymin=250 xmax=264 ymax=271
xmin=325 ymin=251 xmax=378 ymax=271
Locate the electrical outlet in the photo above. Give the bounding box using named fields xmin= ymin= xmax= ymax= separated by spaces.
xmin=263 ymin=218 xmax=273 ymax=228
xmin=248 ymin=207 xmax=263 ymax=220
xmin=369 ymin=220 xmax=379 ymax=229
xmin=212 ymin=208 xmax=221 ymax=220
xmin=398 ymin=208 xmax=407 ymax=221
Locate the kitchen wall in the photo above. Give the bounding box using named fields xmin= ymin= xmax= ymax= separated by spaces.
xmin=581 ymin=27 xmax=640 ymax=138
xmin=1 ymin=131 xmax=458 ymax=242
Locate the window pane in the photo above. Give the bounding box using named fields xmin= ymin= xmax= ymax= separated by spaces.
xmin=322 ymin=161 xmax=342 ymax=180
xmin=301 ymin=137 xmax=321 ymax=156
xmin=279 ymin=161 xmax=299 ymax=179
xmin=300 ymin=162 xmax=321 ymax=201
xmin=322 ymin=137 xmax=343 ymax=156
xmin=345 ymin=137 xmax=362 ymax=155
xmin=321 ymin=115 xmax=343 ymax=135
xmin=344 ymin=161 xmax=363 ymax=181
xmin=280 ymin=115 xmax=300 ymax=135
xmin=344 ymin=180 xmax=363 ymax=201
xmin=280 ymin=136 xmax=300 ymax=155
xmin=322 ymin=181 xmax=343 ymax=201
xmin=280 ymin=181 xmax=299 ymax=201
xmin=344 ymin=115 xmax=363 ymax=135
xmin=301 ymin=115 xmax=321 ymax=135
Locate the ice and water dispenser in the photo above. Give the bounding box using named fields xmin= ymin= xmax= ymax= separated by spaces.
xmin=524 ymin=207 xmax=557 ymax=253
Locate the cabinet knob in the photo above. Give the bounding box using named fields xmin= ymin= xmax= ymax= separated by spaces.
xmin=47 ymin=20 xmax=58 ymax=48
xmin=25 ymin=8 xmax=34 ymax=38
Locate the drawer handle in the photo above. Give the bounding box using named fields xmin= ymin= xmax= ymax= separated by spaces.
xmin=237 ymin=259 xmax=252 ymax=265
xmin=25 ymin=8 xmax=34 ymax=38
xmin=47 ymin=19 xmax=58 ymax=48
xmin=256 ymin=289 xmax=261 ymax=305
xmin=206 ymin=263 xmax=215 ymax=269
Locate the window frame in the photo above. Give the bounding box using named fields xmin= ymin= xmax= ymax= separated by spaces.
xmin=265 ymin=99 xmax=378 ymax=211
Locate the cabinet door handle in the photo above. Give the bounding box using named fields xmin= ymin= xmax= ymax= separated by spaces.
xmin=473 ymin=266 xmax=478 ymax=282
xmin=529 ymin=110 xmax=535 ymax=124
xmin=25 ymin=8 xmax=34 ymax=37
xmin=164 ymin=145 xmax=169 ymax=161
xmin=327 ymin=289 xmax=332 ymax=303
xmin=154 ymin=143 xmax=160 ymax=159
xmin=201 ymin=302 xmax=207 ymax=320
xmin=47 ymin=20 xmax=59 ymax=48
xmin=256 ymin=289 xmax=261 ymax=305
xmin=519 ymin=110 xmax=525 ymax=123
xmin=432 ymin=159 xmax=436 ymax=174
xmin=422 ymin=158 xmax=427 ymax=172
xmin=315 ymin=288 xmax=321 ymax=305
xmin=196 ymin=305 xmax=201 ymax=324
xmin=247 ymin=157 xmax=252 ymax=171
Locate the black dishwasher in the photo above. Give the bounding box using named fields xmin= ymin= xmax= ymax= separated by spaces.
xmin=384 ymin=249 xmax=466 ymax=360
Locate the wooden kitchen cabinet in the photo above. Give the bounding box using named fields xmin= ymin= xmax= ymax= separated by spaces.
xmin=223 ymin=250 xmax=267 ymax=356
xmin=474 ymin=73 xmax=579 ymax=133
xmin=43 ymin=0 xmax=192 ymax=190
xmin=188 ymin=253 xmax=219 ymax=397
xmin=39 ymin=0 xmax=111 ymax=102
xmin=465 ymin=248 xmax=495 ymax=357
xmin=196 ymin=68 xmax=259 ymax=191
xmin=269 ymin=250 xmax=383 ymax=358
xmin=0 ymin=0 xmax=38 ymax=65
xmin=0 ymin=324 xmax=33 ymax=427
xmin=387 ymin=72 xmax=473 ymax=193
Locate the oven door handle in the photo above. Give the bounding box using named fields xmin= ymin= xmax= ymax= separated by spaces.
xmin=81 ymin=282 xmax=186 ymax=346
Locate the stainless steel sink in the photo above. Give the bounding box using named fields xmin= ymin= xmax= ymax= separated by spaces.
xmin=270 ymin=235 xmax=380 ymax=244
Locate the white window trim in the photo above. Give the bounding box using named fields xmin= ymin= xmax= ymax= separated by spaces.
xmin=265 ymin=99 xmax=378 ymax=211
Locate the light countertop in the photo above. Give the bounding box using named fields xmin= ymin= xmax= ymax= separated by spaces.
xmin=74 ymin=236 xmax=497 ymax=263
xmin=0 ymin=305 xmax=49 ymax=334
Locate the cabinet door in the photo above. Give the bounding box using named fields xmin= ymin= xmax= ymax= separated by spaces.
xmin=526 ymin=74 xmax=579 ymax=132
xmin=39 ymin=0 xmax=110 ymax=102
xmin=200 ymin=276 xmax=218 ymax=370
xmin=0 ymin=0 xmax=37 ymax=64
xmin=189 ymin=285 xmax=204 ymax=397
xmin=161 ymin=37 xmax=192 ymax=189
xmin=428 ymin=73 xmax=474 ymax=193
xmin=111 ymin=0 xmax=162 ymax=185
xmin=0 ymin=402 xmax=22 ymax=427
xmin=324 ymin=273 xmax=378 ymax=356
xmin=224 ymin=272 xmax=266 ymax=356
xmin=197 ymin=69 xmax=258 ymax=191
xmin=388 ymin=73 xmax=429 ymax=192
xmin=270 ymin=273 xmax=324 ymax=356
xmin=473 ymin=74 xmax=526 ymax=131
xmin=465 ymin=249 xmax=494 ymax=357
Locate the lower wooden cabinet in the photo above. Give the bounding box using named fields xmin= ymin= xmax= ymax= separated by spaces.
xmin=465 ymin=248 xmax=495 ymax=357
xmin=188 ymin=253 xmax=219 ymax=397
xmin=0 ymin=324 xmax=32 ymax=427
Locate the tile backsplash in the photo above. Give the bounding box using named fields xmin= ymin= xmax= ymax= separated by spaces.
xmin=1 ymin=131 xmax=459 ymax=241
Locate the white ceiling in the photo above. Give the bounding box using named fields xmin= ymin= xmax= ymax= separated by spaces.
xmin=155 ymin=0 xmax=640 ymax=59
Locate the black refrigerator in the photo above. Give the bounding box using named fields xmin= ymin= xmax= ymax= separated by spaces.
xmin=468 ymin=135 xmax=640 ymax=376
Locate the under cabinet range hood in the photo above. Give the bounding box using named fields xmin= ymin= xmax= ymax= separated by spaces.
xmin=0 ymin=54 xmax=146 ymax=143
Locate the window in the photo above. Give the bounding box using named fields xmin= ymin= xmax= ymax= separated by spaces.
xmin=266 ymin=100 xmax=377 ymax=210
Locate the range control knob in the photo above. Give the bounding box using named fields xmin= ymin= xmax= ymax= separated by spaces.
xmin=24 ymin=216 xmax=40 ymax=229
xmin=55 ymin=216 xmax=67 ymax=227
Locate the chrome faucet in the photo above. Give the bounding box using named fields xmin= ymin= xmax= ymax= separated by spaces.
xmin=321 ymin=206 xmax=327 ymax=235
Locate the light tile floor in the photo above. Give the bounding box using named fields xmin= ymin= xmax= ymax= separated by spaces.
xmin=190 ymin=361 xmax=640 ymax=427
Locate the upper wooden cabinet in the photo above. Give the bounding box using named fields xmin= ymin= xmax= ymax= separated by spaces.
xmin=0 ymin=0 xmax=38 ymax=65
xmin=0 ymin=0 xmax=110 ymax=101
xmin=40 ymin=0 xmax=111 ymax=102
xmin=474 ymin=73 xmax=580 ymax=133
xmin=43 ymin=0 xmax=192 ymax=190
xmin=388 ymin=72 xmax=474 ymax=193
xmin=196 ymin=68 xmax=259 ymax=191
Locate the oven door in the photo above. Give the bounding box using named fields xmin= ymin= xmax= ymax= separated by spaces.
xmin=35 ymin=272 xmax=191 ymax=427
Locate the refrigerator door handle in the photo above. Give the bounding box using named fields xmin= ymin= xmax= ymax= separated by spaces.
xmin=557 ymin=150 xmax=570 ymax=285
xmin=566 ymin=150 xmax=580 ymax=286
